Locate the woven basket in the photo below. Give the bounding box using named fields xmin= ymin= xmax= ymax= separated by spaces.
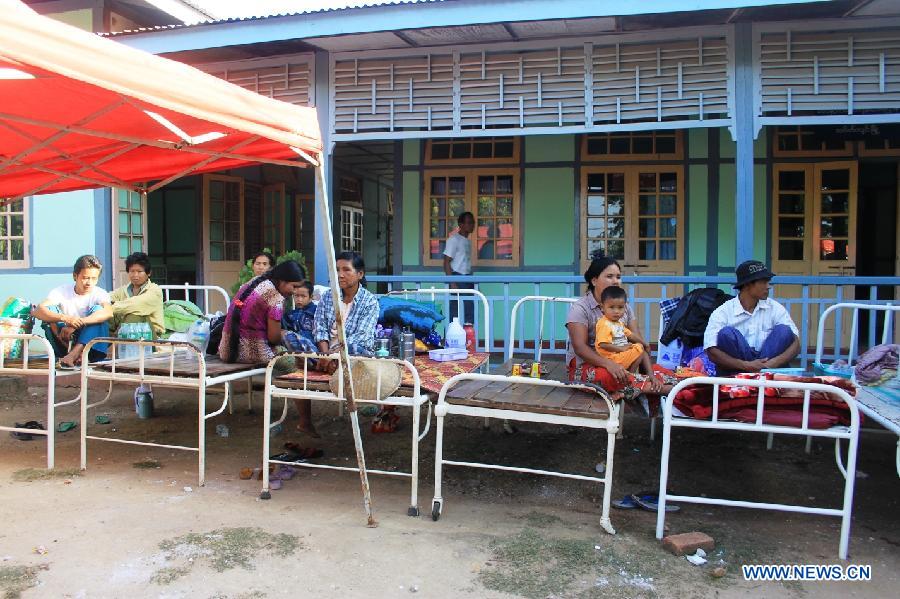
xmin=329 ymin=358 xmax=402 ymax=401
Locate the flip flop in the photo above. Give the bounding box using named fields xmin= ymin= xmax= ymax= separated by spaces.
xmin=56 ymin=361 xmax=78 ymax=371
xmin=9 ymin=421 xmax=45 ymax=441
xmin=56 ymin=421 xmax=76 ymax=433
xmin=269 ymin=479 xmax=283 ymax=490
xmin=274 ymin=466 xmax=297 ymax=480
xmin=631 ymin=494 xmax=681 ymax=513
xmin=612 ymin=491 xmax=661 ymax=510
xmin=95 ymin=415 xmax=111 ymax=425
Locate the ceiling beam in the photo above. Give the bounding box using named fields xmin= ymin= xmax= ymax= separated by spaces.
xmin=844 ymin=0 xmax=875 ymax=17
xmin=392 ymin=30 xmax=419 ymax=47
xmin=501 ymin=22 xmax=520 ymax=41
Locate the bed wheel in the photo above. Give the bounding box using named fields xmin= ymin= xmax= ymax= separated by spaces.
xmin=431 ymin=501 xmax=442 ymax=521
xmin=259 ymin=490 xmax=271 ymax=500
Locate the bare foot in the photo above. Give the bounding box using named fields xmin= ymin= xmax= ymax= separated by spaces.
xmin=59 ymin=345 xmax=84 ymax=368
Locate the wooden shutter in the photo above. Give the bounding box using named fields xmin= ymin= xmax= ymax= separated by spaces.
xmin=204 ymin=56 xmax=313 ymax=106
xmin=592 ymin=37 xmax=728 ymax=125
xmin=333 ymin=54 xmax=455 ymax=133
xmin=760 ymin=28 xmax=900 ymax=116
xmin=458 ymin=47 xmax=585 ymax=128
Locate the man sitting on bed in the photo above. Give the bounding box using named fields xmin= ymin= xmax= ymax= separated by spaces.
xmin=704 ymin=260 xmax=800 ymax=376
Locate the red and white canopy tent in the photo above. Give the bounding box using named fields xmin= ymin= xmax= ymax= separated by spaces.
xmin=0 ymin=0 xmax=374 ymax=521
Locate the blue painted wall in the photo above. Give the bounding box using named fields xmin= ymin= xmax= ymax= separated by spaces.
xmin=0 ymin=189 xmax=110 ymax=309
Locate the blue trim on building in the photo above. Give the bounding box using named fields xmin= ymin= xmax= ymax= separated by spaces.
xmin=118 ymin=0 xmax=824 ymax=54
xmin=1 ymin=267 xmax=73 ymax=275
xmin=733 ymin=22 xmax=755 ymax=264
xmin=93 ymin=188 xmax=113 ymax=289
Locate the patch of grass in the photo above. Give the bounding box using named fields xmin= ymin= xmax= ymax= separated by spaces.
xmin=150 ymin=566 xmax=191 ymax=585
xmin=516 ymin=511 xmax=565 ymax=528
xmin=11 ymin=468 xmax=81 ymax=482
xmin=0 ymin=565 xmax=38 ymax=599
xmin=479 ymin=528 xmax=662 ymax=599
xmin=152 ymin=527 xmax=303 ymax=584
xmin=133 ymin=459 xmax=162 ymax=469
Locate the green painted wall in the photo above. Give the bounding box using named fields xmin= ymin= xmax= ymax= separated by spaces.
xmin=718 ymin=162 xmax=768 ymax=269
xmin=688 ymin=128 xmax=708 ymax=159
xmin=402 ymin=171 xmax=421 ymax=266
xmin=525 ymin=134 xmax=575 ymax=163
xmin=403 ymin=139 xmax=420 ymax=166
xmin=720 ymin=127 xmax=768 ymax=159
xmin=523 ymin=168 xmax=574 ymax=267
xmin=688 ymin=164 xmax=708 ymax=266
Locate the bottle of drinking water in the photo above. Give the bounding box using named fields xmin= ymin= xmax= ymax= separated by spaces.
xmin=138 ymin=322 xmax=153 ymax=357
xmin=188 ymin=319 xmax=210 ymax=354
xmin=118 ymin=322 xmax=134 ymax=360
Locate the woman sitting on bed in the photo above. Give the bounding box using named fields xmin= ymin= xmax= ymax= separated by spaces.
xmin=218 ymin=260 xmax=307 ymax=367
xmin=565 ymin=253 xmax=667 ymax=398
xmin=109 ymin=252 xmax=165 ymax=338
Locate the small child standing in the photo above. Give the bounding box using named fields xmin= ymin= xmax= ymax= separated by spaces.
xmin=594 ymin=285 xmax=652 ymax=375
xmin=282 ymin=281 xmax=317 ymax=353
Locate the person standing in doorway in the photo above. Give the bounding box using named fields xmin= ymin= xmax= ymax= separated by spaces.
xmin=443 ymin=211 xmax=475 ymax=324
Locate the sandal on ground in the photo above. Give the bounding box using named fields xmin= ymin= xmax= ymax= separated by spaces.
xmin=10 ymin=421 xmax=45 ymax=441
xmin=273 ymin=466 xmax=297 ymax=480
xmin=283 ymin=443 xmax=323 ymax=459
xmin=56 ymin=361 xmax=78 ymax=371
xmin=631 ymin=493 xmax=680 ymax=513
xmin=269 ymin=479 xmax=283 ymax=490
xmin=371 ymin=411 xmax=401 ymax=434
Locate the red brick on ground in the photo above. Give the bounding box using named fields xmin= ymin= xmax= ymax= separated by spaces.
xmin=661 ymin=532 xmax=715 ymax=556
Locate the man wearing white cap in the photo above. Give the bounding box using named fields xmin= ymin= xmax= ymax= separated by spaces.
xmin=704 ymin=260 xmax=800 ymax=375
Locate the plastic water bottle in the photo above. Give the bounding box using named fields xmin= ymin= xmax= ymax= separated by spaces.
xmin=445 ymin=317 xmax=466 ymax=350
xmin=118 ymin=323 xmax=134 ymax=360
xmin=188 ymin=319 xmax=210 ymax=353
xmin=138 ymin=322 xmax=153 ymax=357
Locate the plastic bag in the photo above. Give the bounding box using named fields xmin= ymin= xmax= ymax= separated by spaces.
xmin=656 ymin=337 xmax=683 ymax=370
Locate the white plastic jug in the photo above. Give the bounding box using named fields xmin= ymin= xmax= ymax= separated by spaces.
xmin=445 ymin=317 xmax=466 ymax=350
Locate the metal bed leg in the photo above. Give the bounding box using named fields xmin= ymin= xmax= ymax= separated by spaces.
xmin=649 ymin=416 xmax=656 ymax=442
xmin=260 ymin=376 xmax=273 ymax=500
xmin=431 ymin=404 xmax=447 ymax=521
xmin=766 ymin=432 xmax=774 ymax=450
xmin=46 ymin=369 xmax=55 ymax=470
xmin=198 ymin=381 xmax=207 ymax=487
xmin=408 ymin=400 xmax=421 ymax=517
xmin=655 ymin=410 xmax=673 ymax=541
xmin=805 ymin=435 xmax=813 ymax=454
xmin=227 ymin=381 xmax=233 ymax=415
xmin=79 ymin=367 xmax=89 ymax=471
xmin=247 ymin=377 xmax=253 ymax=412
xmin=599 ymin=412 xmax=618 ymax=535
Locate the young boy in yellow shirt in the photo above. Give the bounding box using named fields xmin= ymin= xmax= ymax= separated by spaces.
xmin=594 ymin=285 xmax=652 ymax=376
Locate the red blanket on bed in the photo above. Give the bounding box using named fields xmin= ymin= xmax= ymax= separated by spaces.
xmin=673 ymin=375 xmax=858 ymax=428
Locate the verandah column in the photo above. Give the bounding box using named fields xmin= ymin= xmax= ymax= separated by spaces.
xmin=314 ymin=50 xmax=333 ymax=285
xmin=732 ymin=22 xmax=756 ymax=264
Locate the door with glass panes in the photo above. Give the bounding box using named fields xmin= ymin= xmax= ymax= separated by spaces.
xmin=202 ymin=174 xmax=244 ymax=313
xmin=772 ymin=161 xmax=857 ymax=345
xmin=581 ymin=166 xmax=683 ymax=340
xmin=112 ymin=188 xmax=147 ymax=287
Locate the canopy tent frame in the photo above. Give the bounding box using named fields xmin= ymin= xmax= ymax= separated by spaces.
xmin=0 ymin=0 xmax=376 ymax=525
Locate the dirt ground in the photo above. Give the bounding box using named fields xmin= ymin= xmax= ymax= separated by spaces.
xmin=0 ymin=381 xmax=897 ymax=599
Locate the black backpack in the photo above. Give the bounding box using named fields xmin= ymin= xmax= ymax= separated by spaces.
xmin=660 ymin=288 xmax=732 ymax=348
xmin=206 ymin=314 xmax=226 ymax=356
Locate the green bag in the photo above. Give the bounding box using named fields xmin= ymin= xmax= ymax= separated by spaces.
xmin=0 ymin=296 xmax=32 ymax=320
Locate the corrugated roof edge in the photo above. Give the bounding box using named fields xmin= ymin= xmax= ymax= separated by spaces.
xmin=101 ymin=0 xmax=449 ymax=36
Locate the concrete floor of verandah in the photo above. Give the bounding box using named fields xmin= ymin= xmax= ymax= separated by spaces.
xmin=0 ymin=379 xmax=897 ymax=599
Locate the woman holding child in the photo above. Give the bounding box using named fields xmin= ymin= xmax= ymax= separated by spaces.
xmin=566 ymin=254 xmax=664 ymax=396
